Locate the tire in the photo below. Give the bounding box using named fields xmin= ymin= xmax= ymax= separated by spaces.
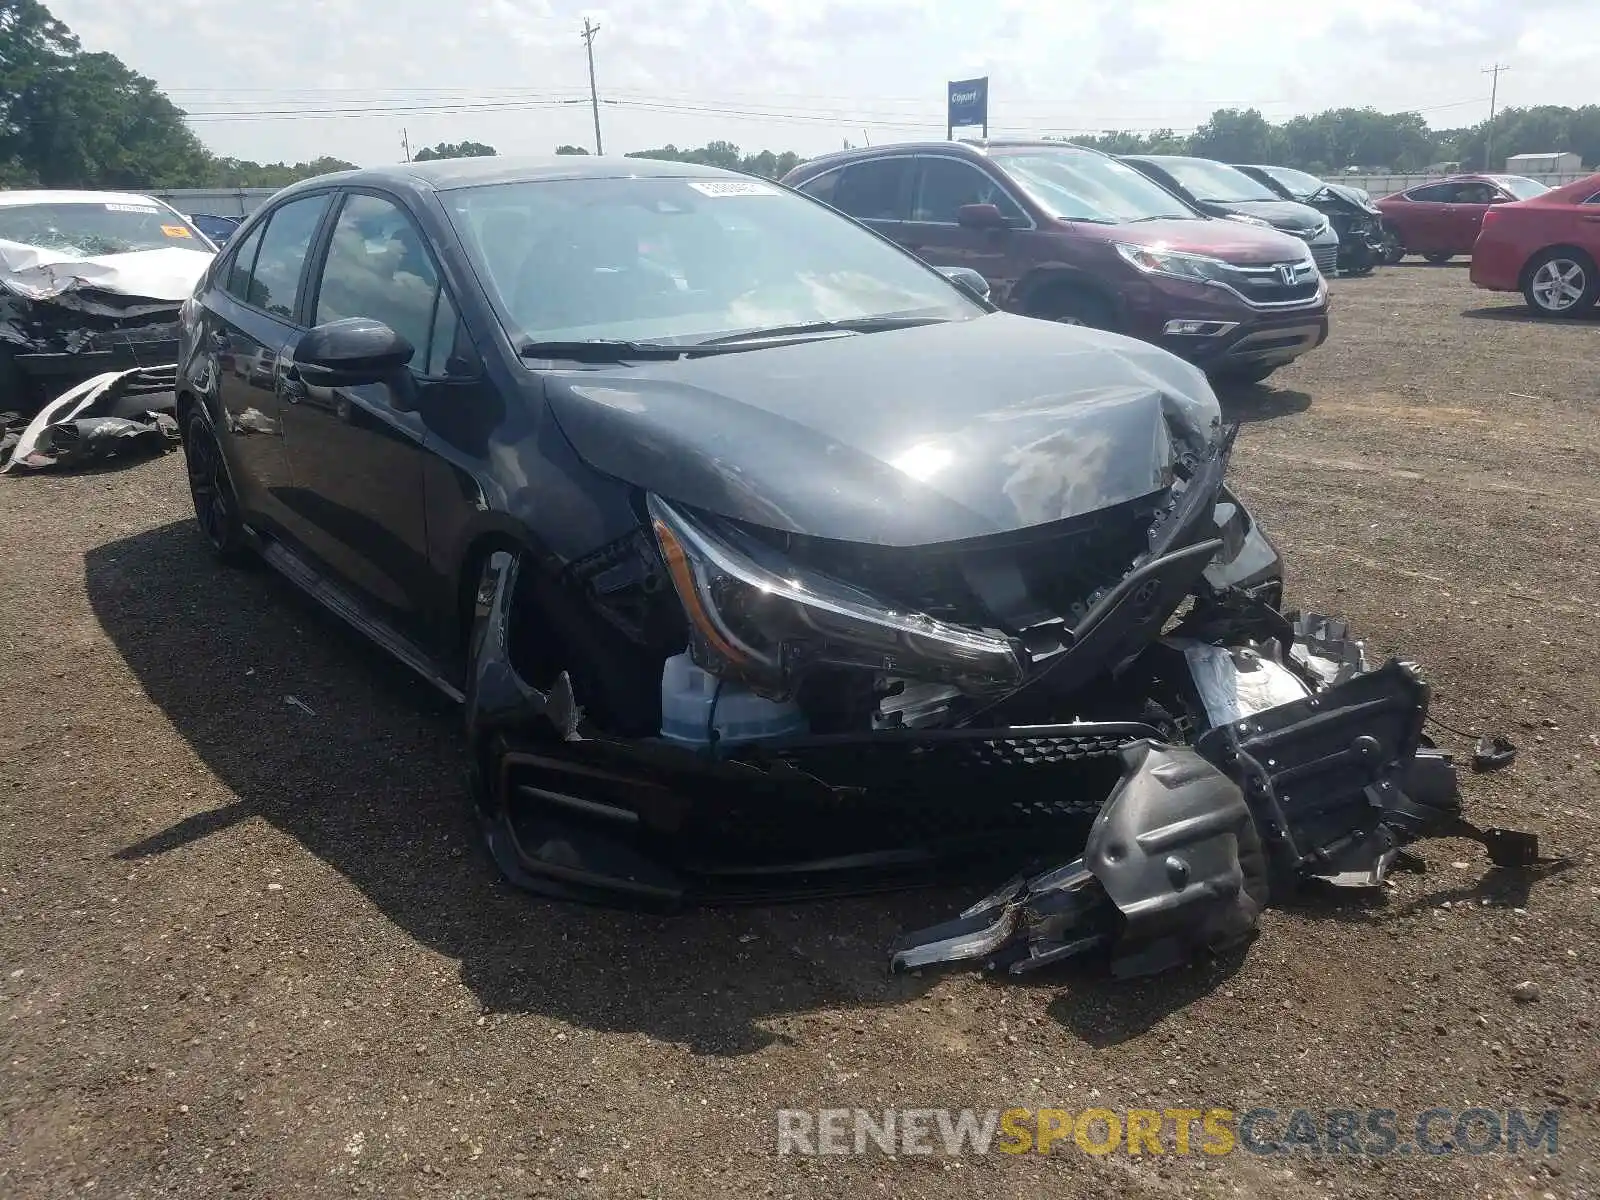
xmin=1028 ymin=285 xmax=1115 ymax=330
xmin=183 ymin=411 xmax=251 ymax=563
xmin=1522 ymin=248 xmax=1600 ymax=318
xmin=1381 ymin=235 xmax=1405 ymax=265
xmin=1423 ymin=252 xmax=1453 ymax=264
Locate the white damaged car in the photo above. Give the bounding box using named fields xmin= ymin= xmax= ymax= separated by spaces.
xmin=0 ymin=190 xmax=216 ymax=414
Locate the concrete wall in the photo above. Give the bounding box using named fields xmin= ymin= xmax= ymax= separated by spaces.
xmin=147 ymin=188 xmax=279 ymax=216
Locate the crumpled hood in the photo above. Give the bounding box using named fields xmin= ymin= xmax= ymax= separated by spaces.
xmin=544 ymin=312 xmax=1223 ymax=547
xmin=0 ymin=242 xmax=212 ymax=317
xmin=1315 ymin=183 xmax=1381 ymax=214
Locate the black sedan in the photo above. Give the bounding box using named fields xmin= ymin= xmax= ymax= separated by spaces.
xmin=175 ymin=155 xmax=1480 ymax=977
xmin=1121 ymin=155 xmax=1342 ymax=277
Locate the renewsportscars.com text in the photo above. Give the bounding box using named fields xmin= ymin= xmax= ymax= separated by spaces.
xmin=775 ymin=1107 xmax=1559 ymax=1158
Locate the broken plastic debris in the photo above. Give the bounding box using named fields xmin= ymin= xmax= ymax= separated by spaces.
xmin=284 ymin=695 xmax=316 ymax=717
xmin=1472 ymin=734 xmax=1516 ymax=772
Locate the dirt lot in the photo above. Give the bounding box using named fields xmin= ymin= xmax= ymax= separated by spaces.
xmin=2 ymin=264 xmax=1598 ymax=1199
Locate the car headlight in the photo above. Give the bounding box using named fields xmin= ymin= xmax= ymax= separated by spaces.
xmin=1223 ymin=213 xmax=1273 ymax=228
xmin=1114 ymin=242 xmax=1236 ymax=285
xmin=647 ymin=495 xmax=1025 ymax=698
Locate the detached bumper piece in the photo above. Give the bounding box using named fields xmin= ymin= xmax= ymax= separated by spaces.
xmin=893 ymin=649 xmax=1548 ymax=980
xmin=2 ymin=366 xmax=179 ymax=472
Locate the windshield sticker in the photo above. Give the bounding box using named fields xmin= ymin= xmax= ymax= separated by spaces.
xmin=161 ymin=224 xmax=193 ymax=238
xmin=687 ymin=180 xmax=778 ymax=198
xmin=105 ymin=203 xmax=162 ymax=214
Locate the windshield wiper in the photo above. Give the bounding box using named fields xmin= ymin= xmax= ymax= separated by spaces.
xmin=518 ymin=338 xmax=685 ymax=362
xmin=692 ymin=314 xmax=947 ymax=347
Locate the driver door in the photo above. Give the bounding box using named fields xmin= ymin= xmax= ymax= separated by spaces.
xmin=1450 ymin=182 xmax=1508 ymax=251
xmin=277 ymin=190 xmax=447 ymax=643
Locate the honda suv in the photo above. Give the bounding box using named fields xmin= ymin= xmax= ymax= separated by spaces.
xmin=782 ymin=140 xmax=1329 ymax=383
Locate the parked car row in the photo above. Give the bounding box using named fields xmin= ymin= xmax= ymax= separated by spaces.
xmin=782 ymin=140 xmax=1329 ymax=383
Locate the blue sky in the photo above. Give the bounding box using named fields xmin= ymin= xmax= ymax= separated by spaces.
xmin=52 ymin=0 xmax=1600 ymax=167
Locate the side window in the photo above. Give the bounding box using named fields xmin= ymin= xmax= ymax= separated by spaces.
xmin=832 ymin=159 xmax=911 ymax=221
xmin=912 ymin=157 xmax=1023 ymax=223
xmin=249 ymin=194 xmax=332 ymax=318
xmin=313 ymin=193 xmax=445 ymax=373
xmin=1586 ymin=191 xmax=1600 ymax=205
xmin=1406 ymin=183 xmax=1456 ymax=203
xmin=796 ymin=169 xmax=840 ymax=206
xmin=1455 ymin=182 xmax=1493 ymax=204
xmin=222 ymin=223 xmax=265 ymax=305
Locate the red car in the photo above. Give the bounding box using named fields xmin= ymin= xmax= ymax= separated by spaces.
xmin=1470 ymin=172 xmax=1600 ymax=316
xmin=1375 ymin=174 xmax=1549 ymax=263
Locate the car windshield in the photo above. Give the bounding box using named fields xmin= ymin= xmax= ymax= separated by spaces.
xmin=0 ymin=201 xmax=206 ymax=256
xmin=1260 ymin=166 xmax=1327 ymax=199
xmin=987 ymin=147 xmax=1198 ymax=222
xmin=444 ymin=175 xmax=982 ymax=345
xmin=1155 ymin=159 xmax=1280 ymax=204
xmin=1497 ymin=176 xmax=1549 ymax=200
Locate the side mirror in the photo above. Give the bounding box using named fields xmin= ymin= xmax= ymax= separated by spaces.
xmin=295 ymin=318 xmax=414 ymax=387
xmin=936 ymin=265 xmax=992 ymax=302
xmin=956 ymin=203 xmax=1009 ymax=230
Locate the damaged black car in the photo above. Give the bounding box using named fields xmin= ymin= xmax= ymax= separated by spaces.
xmin=1231 ymin=165 xmax=1397 ymax=276
xmin=176 ymin=157 xmax=1535 ymax=979
xmin=0 ymin=191 xmax=215 ymax=415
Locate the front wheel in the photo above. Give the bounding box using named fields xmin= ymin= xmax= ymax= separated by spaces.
xmin=1523 ymin=249 xmax=1599 ymax=317
xmin=1028 ymin=286 xmax=1114 ymax=330
xmin=184 ymin=411 xmax=251 ymax=562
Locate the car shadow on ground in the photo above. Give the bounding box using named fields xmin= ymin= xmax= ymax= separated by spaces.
xmin=85 ymin=520 xmax=1265 ymax=1053
xmin=1462 ymin=304 xmax=1600 ymax=325
xmin=86 ymin=520 xmax=1123 ymax=1054
xmin=1213 ymin=382 xmax=1314 ymax=424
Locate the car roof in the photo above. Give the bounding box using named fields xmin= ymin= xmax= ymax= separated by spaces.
xmin=284 ymin=154 xmax=759 ymax=194
xmin=0 ymin=189 xmax=174 ymax=209
xmin=784 ymin=138 xmax=1108 ymax=178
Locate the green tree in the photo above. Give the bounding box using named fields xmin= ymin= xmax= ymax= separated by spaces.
xmin=1188 ymin=108 xmax=1280 ymax=164
xmin=555 ymin=144 xmax=590 ymax=155
xmin=413 ymin=140 xmax=496 ymax=162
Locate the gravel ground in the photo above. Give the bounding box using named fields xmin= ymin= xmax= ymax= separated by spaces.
xmin=2 ymin=265 xmax=1597 ymax=1199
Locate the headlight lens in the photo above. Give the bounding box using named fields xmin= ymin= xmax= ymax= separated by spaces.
xmin=1114 ymin=242 xmax=1235 ymax=285
xmin=647 ymin=495 xmax=1025 ymax=698
xmin=1223 ymin=213 xmax=1273 ymax=228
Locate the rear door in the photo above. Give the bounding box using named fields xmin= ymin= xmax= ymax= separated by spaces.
xmin=200 ymin=192 xmax=334 ymax=532
xmin=817 ymin=156 xmax=915 ymax=246
xmin=900 ymin=154 xmax=1031 ymax=301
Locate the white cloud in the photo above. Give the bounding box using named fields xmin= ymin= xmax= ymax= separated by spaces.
xmin=46 ymin=0 xmax=1600 ymax=166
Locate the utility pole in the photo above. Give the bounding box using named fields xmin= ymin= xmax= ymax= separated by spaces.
xmin=581 ymin=18 xmax=603 ymax=155
xmin=1482 ymin=63 xmax=1509 ymax=171
xmin=401 ymin=128 xmax=411 ymax=162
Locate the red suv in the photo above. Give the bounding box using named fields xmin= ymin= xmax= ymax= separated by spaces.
xmin=782 ymin=140 xmax=1329 ymax=383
